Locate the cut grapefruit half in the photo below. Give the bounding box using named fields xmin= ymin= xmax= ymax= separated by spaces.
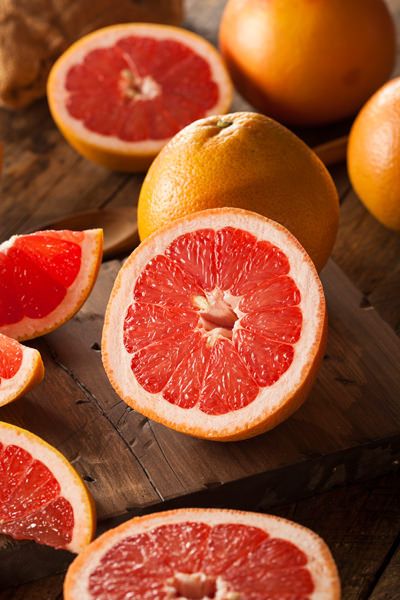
xmin=0 ymin=229 xmax=103 ymax=341
xmin=102 ymin=208 xmax=326 ymax=441
xmin=64 ymin=508 xmax=340 ymax=599
xmin=0 ymin=421 xmax=95 ymax=552
xmin=47 ymin=24 xmax=233 ymax=172
xmin=0 ymin=333 xmax=44 ymax=407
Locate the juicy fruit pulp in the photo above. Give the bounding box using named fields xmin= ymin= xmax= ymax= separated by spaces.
xmin=124 ymin=226 xmax=302 ymax=415
xmin=86 ymin=521 xmax=314 ymax=598
xmin=66 ymin=35 xmax=220 ymax=142
xmin=0 ymin=335 xmax=22 ymax=383
xmin=0 ymin=442 xmax=74 ymax=548
xmin=0 ymin=231 xmax=82 ymax=328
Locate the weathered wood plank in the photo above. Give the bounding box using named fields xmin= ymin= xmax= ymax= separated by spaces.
xmin=0 ymin=334 xmax=160 ymax=518
xmin=35 ymin=257 xmax=400 ymax=511
xmin=274 ymin=472 xmax=400 ymax=600
xmin=369 ymin=539 xmax=400 ymax=599
xmin=332 ymin=191 xmax=400 ymax=332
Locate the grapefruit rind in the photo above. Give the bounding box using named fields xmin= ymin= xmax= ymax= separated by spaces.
xmin=0 ymin=229 xmax=103 ymax=341
xmin=64 ymin=508 xmax=341 ymax=599
xmin=102 ymin=208 xmax=326 ymax=441
xmin=0 ymin=336 xmax=44 ymax=407
xmin=0 ymin=421 xmax=95 ymax=553
xmin=47 ymin=24 xmax=233 ymax=172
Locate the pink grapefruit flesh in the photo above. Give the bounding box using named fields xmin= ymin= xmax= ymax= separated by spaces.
xmin=66 ymin=37 xmax=219 ymax=142
xmin=0 ymin=229 xmax=103 ymax=341
xmin=0 ymin=421 xmax=95 ymax=552
xmin=0 ymin=333 xmax=44 ymax=407
xmin=48 ymin=24 xmax=233 ymax=172
xmin=102 ymin=208 xmax=326 ymax=441
xmin=64 ymin=508 xmax=341 ymax=599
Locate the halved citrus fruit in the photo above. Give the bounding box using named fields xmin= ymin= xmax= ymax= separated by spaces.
xmin=65 ymin=508 xmax=340 ymax=599
xmin=102 ymin=208 xmax=326 ymax=441
xmin=47 ymin=24 xmax=233 ymax=172
xmin=0 ymin=421 xmax=95 ymax=552
xmin=0 ymin=333 xmax=44 ymax=407
xmin=0 ymin=229 xmax=103 ymax=341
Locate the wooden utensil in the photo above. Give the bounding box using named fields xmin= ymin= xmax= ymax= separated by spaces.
xmin=312 ymin=135 xmax=348 ymax=166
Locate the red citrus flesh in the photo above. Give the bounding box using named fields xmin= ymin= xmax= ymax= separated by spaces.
xmin=65 ymin=36 xmax=219 ymax=142
xmin=88 ymin=521 xmax=313 ymax=598
xmin=0 ymin=442 xmax=74 ymax=548
xmin=0 ymin=335 xmax=22 ymax=382
xmin=0 ymin=231 xmax=83 ymax=328
xmin=123 ymin=227 xmax=302 ymax=415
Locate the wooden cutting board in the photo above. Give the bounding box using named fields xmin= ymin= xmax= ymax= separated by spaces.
xmin=1 ymin=254 xmax=400 ymax=587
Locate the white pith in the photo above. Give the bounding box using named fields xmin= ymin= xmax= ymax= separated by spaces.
xmin=102 ymin=209 xmax=325 ymax=439
xmin=0 ymin=336 xmax=41 ymax=407
xmin=65 ymin=509 xmax=340 ymax=599
xmin=0 ymin=422 xmax=93 ymax=553
xmin=0 ymin=229 xmax=102 ymax=341
xmin=49 ymin=24 xmax=233 ymax=155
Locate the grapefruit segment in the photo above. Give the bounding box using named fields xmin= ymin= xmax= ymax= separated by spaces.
xmin=163 ymin=333 xmax=210 ymax=409
xmin=48 ymin=24 xmax=233 ymax=172
xmin=133 ymin=254 xmax=204 ymax=309
xmin=102 ymin=208 xmax=326 ymax=441
xmin=0 ymin=333 xmax=44 ymax=407
xmin=165 ymin=228 xmax=217 ymax=291
xmin=241 ymin=306 xmax=303 ymax=344
xmin=199 ymin=337 xmax=258 ymax=415
xmin=0 ymin=421 xmax=95 ymax=552
xmin=64 ymin=508 xmax=341 ymax=599
xmin=0 ymin=229 xmax=103 ymax=341
xmin=235 ymin=329 xmax=294 ymax=387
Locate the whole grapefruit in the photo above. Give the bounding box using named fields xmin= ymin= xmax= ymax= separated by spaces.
xmin=348 ymin=77 xmax=400 ymax=231
xmin=137 ymin=112 xmax=339 ymax=270
xmin=219 ymin=0 xmax=396 ymax=126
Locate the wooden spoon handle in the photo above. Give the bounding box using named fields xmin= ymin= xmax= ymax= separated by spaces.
xmin=312 ymin=135 xmax=348 ymax=167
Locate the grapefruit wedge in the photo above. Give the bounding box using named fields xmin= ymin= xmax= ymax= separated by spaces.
xmin=0 ymin=334 xmax=44 ymax=407
xmin=102 ymin=208 xmax=326 ymax=441
xmin=0 ymin=421 xmax=95 ymax=552
xmin=47 ymin=24 xmax=233 ymax=172
xmin=0 ymin=229 xmax=103 ymax=341
xmin=64 ymin=508 xmax=340 ymax=599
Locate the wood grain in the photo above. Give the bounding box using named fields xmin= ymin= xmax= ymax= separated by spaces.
xmin=1 ymin=0 xmax=400 ymax=596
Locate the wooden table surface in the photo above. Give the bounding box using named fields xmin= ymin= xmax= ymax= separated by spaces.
xmin=1 ymin=0 xmax=400 ymax=598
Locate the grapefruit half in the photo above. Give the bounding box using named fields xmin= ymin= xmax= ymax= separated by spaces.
xmin=0 ymin=421 xmax=95 ymax=552
xmin=0 ymin=229 xmax=103 ymax=341
xmin=0 ymin=333 xmax=44 ymax=407
xmin=102 ymin=208 xmax=326 ymax=441
xmin=47 ymin=24 xmax=233 ymax=172
xmin=64 ymin=508 xmax=340 ymax=599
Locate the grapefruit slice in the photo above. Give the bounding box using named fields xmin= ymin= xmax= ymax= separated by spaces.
xmin=0 ymin=421 xmax=95 ymax=552
xmin=47 ymin=24 xmax=233 ymax=172
xmin=0 ymin=229 xmax=103 ymax=341
xmin=102 ymin=208 xmax=326 ymax=441
xmin=64 ymin=508 xmax=340 ymax=599
xmin=0 ymin=334 xmax=44 ymax=407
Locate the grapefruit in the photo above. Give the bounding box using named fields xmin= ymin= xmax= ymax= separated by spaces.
xmin=348 ymin=77 xmax=400 ymax=231
xmin=0 ymin=421 xmax=95 ymax=552
xmin=137 ymin=112 xmax=339 ymax=271
xmin=64 ymin=508 xmax=340 ymax=599
xmin=0 ymin=228 xmax=103 ymax=341
xmin=0 ymin=333 xmax=44 ymax=407
xmin=47 ymin=24 xmax=233 ymax=172
xmin=219 ymin=0 xmax=396 ymax=126
xmin=102 ymin=208 xmax=326 ymax=441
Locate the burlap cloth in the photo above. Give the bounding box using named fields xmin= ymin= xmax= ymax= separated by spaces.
xmin=0 ymin=0 xmax=183 ymax=109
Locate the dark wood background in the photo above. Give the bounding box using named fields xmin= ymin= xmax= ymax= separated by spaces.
xmin=1 ymin=0 xmax=400 ymax=597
